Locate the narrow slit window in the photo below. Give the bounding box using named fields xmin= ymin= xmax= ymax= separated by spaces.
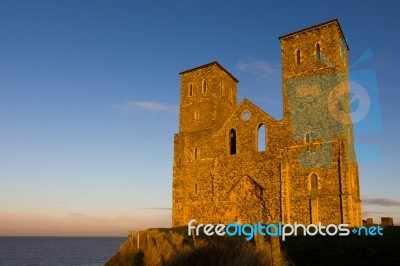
xmin=202 ymin=80 xmax=207 ymax=94
xmin=311 ymin=173 xmax=318 ymax=189
xmin=296 ymin=50 xmax=301 ymax=65
xmin=305 ymin=133 xmax=311 ymax=143
xmin=316 ymin=43 xmax=321 ymax=60
xmin=194 ymin=147 xmax=198 ymax=159
xmin=189 ymin=83 xmax=193 ymax=96
xmin=194 ymin=183 xmax=198 ymax=195
xmin=257 ymin=124 xmax=266 ymax=152
xmin=229 ymin=129 xmax=236 ymax=155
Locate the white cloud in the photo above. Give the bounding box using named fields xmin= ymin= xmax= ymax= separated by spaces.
xmin=363 ymin=211 xmax=400 ymax=216
xmin=117 ymin=101 xmax=178 ymax=114
xmin=236 ymin=59 xmax=280 ymax=80
xmin=69 ymin=212 xmax=87 ymax=217
xmin=256 ymin=96 xmax=282 ymax=106
xmin=362 ymin=197 xmax=400 ymax=207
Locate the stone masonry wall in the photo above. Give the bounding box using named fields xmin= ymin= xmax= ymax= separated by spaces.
xmin=172 ymin=20 xmax=362 ymax=228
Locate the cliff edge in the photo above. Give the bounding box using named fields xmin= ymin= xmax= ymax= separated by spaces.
xmin=104 ymin=227 xmax=288 ymax=266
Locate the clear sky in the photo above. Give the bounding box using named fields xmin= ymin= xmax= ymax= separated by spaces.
xmin=0 ymin=0 xmax=399 ymax=236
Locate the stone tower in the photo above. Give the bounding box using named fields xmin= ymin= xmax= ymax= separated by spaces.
xmin=178 ymin=62 xmax=238 ymax=133
xmin=280 ymin=19 xmax=349 ymax=124
xmin=172 ymin=19 xmax=362 ymax=228
xmin=279 ymin=19 xmax=361 ymax=226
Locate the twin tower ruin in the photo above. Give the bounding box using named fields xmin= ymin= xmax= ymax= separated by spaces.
xmin=172 ymin=19 xmax=362 ymax=227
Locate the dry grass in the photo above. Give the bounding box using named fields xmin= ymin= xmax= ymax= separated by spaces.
xmin=105 ymin=228 xmax=290 ymax=266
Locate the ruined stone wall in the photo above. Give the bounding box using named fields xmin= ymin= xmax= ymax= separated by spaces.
xmin=173 ymin=20 xmax=362 ymax=228
xmin=173 ymin=63 xmax=239 ymax=225
xmin=173 ymin=95 xmax=288 ymax=226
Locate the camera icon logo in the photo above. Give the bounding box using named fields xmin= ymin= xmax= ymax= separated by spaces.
xmin=286 ymin=47 xmax=381 ymax=168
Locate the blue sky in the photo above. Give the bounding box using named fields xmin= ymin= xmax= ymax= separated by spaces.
xmin=0 ymin=0 xmax=399 ymax=236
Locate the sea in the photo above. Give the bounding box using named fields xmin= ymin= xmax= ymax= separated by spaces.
xmin=0 ymin=237 xmax=126 ymax=266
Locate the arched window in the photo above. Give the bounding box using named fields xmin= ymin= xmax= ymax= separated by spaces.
xmin=189 ymin=83 xmax=193 ymax=96
xmin=305 ymin=133 xmax=311 ymax=143
xmin=316 ymin=43 xmax=321 ymax=60
xmin=229 ymin=129 xmax=236 ymax=155
xmin=202 ymin=80 xmax=207 ymax=94
xmin=257 ymin=124 xmax=266 ymax=152
xmin=296 ymin=50 xmax=301 ymax=65
xmin=311 ymin=173 xmax=318 ymax=189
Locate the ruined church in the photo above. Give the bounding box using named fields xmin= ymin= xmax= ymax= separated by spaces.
xmin=172 ymin=19 xmax=362 ymax=227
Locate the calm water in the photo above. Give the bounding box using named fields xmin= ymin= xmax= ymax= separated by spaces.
xmin=0 ymin=237 xmax=126 ymax=266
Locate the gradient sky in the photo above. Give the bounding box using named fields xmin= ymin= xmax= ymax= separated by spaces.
xmin=0 ymin=0 xmax=399 ymax=236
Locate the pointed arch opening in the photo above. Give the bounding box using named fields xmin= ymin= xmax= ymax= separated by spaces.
xmin=257 ymin=124 xmax=266 ymax=152
xmin=229 ymin=128 xmax=236 ymax=155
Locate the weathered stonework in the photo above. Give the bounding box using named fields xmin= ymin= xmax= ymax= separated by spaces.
xmin=172 ymin=19 xmax=362 ymax=227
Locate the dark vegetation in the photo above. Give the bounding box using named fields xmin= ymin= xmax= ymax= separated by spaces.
xmin=282 ymin=226 xmax=400 ymax=265
xmin=105 ymin=226 xmax=287 ymax=266
xmin=105 ymin=226 xmax=400 ymax=265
